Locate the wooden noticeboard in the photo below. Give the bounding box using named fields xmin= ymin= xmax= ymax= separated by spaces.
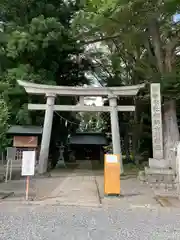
xmin=104 ymin=154 xmax=120 ymax=195
xmin=13 ymin=136 xmax=38 ymax=148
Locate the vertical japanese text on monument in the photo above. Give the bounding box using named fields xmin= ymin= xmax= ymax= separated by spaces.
xmin=151 ymin=83 xmax=163 ymax=160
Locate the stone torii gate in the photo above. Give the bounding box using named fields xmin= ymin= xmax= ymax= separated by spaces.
xmin=18 ymin=80 xmax=145 ymax=174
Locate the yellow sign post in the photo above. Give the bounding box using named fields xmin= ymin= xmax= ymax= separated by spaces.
xmin=104 ymin=154 xmax=120 ymax=196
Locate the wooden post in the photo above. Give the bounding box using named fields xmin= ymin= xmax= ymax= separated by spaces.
xmin=25 ymin=176 xmax=30 ymax=201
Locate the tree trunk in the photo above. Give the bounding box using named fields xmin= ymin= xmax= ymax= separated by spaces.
xmin=124 ymin=131 xmax=131 ymax=162
xmin=148 ymin=18 xmax=164 ymax=74
xmin=163 ymin=100 xmax=179 ymax=169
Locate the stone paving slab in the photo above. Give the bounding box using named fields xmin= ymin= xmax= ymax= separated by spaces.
xmin=49 ymin=171 xmax=100 ymax=207
xmin=0 ymin=163 xmax=79 ymax=201
xmin=1 ymin=161 xmax=175 ymax=208
xmin=0 ymin=177 xmax=63 ymax=201
xmin=154 ymin=195 xmax=180 ymax=208
xmin=0 ymin=161 xmax=101 ymax=207
xmin=95 ymin=172 xmax=160 ymax=208
xmin=46 ymin=161 xmax=101 ymax=207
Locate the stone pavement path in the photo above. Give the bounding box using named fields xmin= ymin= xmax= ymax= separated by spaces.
xmin=0 ymin=177 xmax=63 ymax=200
xmin=0 ymin=160 xmax=166 ymax=209
xmin=48 ymin=161 xmax=101 ymax=207
xmin=95 ymin=171 xmax=160 ymax=208
xmin=0 ymin=160 xmax=162 ymax=209
xmin=0 ymin=161 xmax=100 ymax=206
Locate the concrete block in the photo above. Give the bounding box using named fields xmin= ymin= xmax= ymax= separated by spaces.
xmin=145 ymin=167 xmax=176 ymax=185
xmin=145 ymin=167 xmax=174 ymax=175
xmin=163 ymin=175 xmax=175 ymax=183
xmin=146 ymin=175 xmax=157 ymax=183
xmin=149 ymin=158 xmax=169 ymax=169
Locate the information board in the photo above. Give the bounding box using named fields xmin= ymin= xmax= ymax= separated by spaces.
xmin=21 ymin=151 xmax=36 ymax=176
xmin=13 ymin=136 xmax=38 ymax=147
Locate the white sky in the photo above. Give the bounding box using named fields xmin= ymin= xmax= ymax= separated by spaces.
xmin=173 ymin=14 xmax=180 ymax=23
xmin=84 ymin=96 xmax=103 ymax=106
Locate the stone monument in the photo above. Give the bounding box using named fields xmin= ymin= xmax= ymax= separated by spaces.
xmin=145 ymin=83 xmax=175 ymax=184
xmin=149 ymin=83 xmax=166 ymax=168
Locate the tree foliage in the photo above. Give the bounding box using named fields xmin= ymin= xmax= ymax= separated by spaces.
xmin=78 ymin=111 xmax=106 ymax=133
xmin=73 ymin=0 xmax=180 ymax=92
xmin=0 ymin=97 xmax=9 ymax=150
xmin=72 ymin=0 xmax=180 ymax=163
xmin=0 ymin=0 xmax=93 ymax=153
xmin=1 ymin=0 xmax=180 ymax=165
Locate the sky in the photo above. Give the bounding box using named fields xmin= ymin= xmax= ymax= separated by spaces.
xmin=173 ymin=14 xmax=180 ymax=23
xmin=84 ymin=96 xmax=103 ymax=106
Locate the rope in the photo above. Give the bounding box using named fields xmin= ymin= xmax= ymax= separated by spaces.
xmin=54 ymin=111 xmax=79 ymax=126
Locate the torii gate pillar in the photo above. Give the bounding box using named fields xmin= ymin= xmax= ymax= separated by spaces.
xmin=109 ymin=95 xmax=123 ymax=174
xmin=39 ymin=93 xmax=55 ymax=174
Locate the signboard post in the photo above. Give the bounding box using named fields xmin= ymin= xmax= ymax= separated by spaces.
xmin=104 ymin=154 xmax=120 ymax=196
xmin=21 ymin=151 xmax=36 ymax=201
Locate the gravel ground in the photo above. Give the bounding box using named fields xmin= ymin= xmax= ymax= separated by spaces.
xmin=1 ymin=203 xmax=180 ymax=240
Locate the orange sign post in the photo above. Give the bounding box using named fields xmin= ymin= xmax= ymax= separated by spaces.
xmin=104 ymin=154 xmax=120 ymax=196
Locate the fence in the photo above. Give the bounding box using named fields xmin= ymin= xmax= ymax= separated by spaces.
xmin=5 ymin=147 xmax=39 ymax=182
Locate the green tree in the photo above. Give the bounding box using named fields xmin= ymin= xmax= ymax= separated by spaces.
xmin=72 ymin=0 xmax=180 ymax=166
xmin=0 ymin=97 xmax=9 ymax=151
xmin=0 ymin=0 xmax=92 ymax=163
xmin=78 ymin=110 xmax=106 ymax=133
